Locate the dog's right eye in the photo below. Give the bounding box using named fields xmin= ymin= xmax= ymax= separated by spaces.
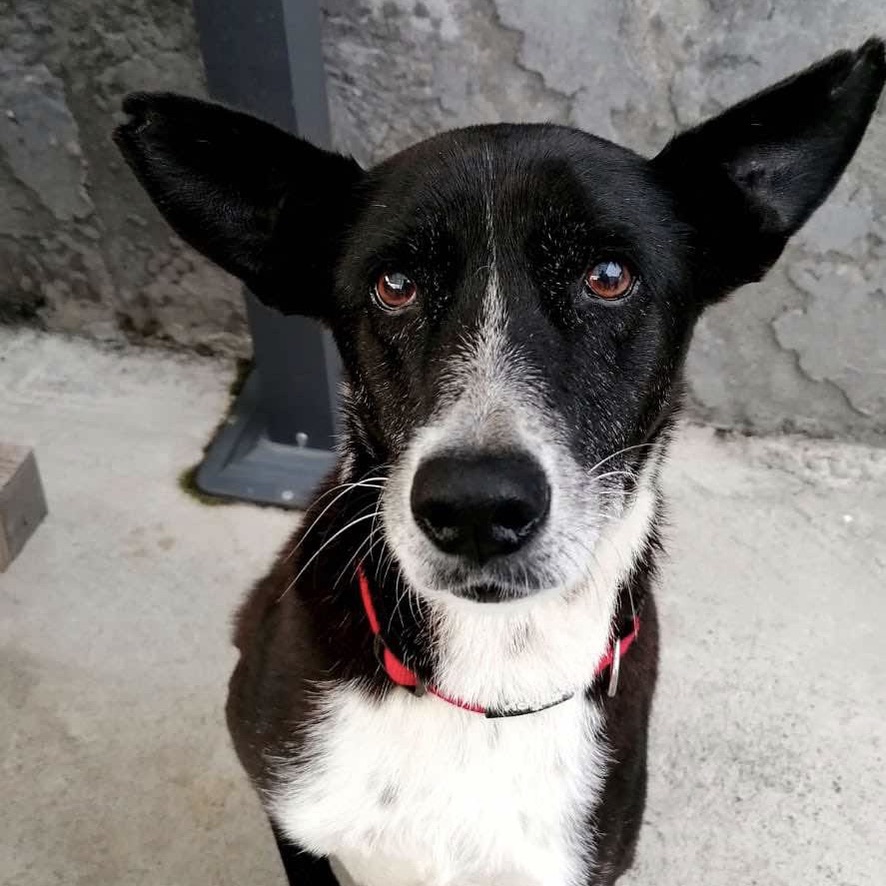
xmin=584 ymin=260 xmax=635 ymax=301
xmin=374 ymin=272 xmax=418 ymax=312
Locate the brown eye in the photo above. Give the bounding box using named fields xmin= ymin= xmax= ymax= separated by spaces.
xmin=374 ymin=271 xmax=417 ymax=311
xmin=585 ymin=260 xmax=634 ymax=300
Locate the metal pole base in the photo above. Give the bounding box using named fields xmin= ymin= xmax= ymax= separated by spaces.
xmin=195 ymin=370 xmax=336 ymax=509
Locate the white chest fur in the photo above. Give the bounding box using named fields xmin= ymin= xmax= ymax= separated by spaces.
xmin=270 ymin=684 xmax=606 ymax=886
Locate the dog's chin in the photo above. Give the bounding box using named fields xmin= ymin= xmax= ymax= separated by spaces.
xmin=391 ymin=541 xmax=587 ymax=606
xmin=387 ymin=526 xmax=591 ymax=606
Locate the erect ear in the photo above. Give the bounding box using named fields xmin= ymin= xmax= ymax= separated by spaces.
xmin=653 ymin=38 xmax=885 ymax=301
xmin=113 ymin=92 xmax=363 ymax=317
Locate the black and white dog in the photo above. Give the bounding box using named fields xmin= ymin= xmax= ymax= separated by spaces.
xmin=116 ymin=40 xmax=884 ymax=886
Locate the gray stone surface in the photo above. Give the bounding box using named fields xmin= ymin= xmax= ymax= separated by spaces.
xmin=0 ymin=0 xmax=884 ymax=433
xmin=1 ymin=328 xmax=884 ymax=885
xmin=0 ymin=0 xmax=247 ymax=353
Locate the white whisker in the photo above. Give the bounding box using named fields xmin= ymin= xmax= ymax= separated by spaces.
xmin=283 ymin=476 xmax=388 ymax=563
xmin=277 ymin=511 xmax=382 ymax=602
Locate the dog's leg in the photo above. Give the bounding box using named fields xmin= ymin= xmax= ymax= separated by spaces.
xmin=270 ymin=821 xmax=341 ymax=886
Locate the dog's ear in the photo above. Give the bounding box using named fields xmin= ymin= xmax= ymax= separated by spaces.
xmin=113 ymin=93 xmax=363 ymax=317
xmin=653 ymin=38 xmax=885 ymax=302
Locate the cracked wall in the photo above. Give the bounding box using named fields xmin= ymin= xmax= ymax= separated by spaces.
xmin=1 ymin=0 xmax=884 ymax=437
xmin=0 ymin=0 xmax=248 ymax=354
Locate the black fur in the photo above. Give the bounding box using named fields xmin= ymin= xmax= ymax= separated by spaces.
xmin=115 ymin=39 xmax=885 ymax=885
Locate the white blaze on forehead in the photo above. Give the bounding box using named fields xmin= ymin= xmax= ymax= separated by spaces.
xmin=441 ymin=144 xmax=515 ymax=419
xmin=433 ymin=254 xmax=553 ymax=459
xmin=456 ymin=263 xmax=512 ymax=398
xmin=450 ymin=141 xmax=518 ymax=418
xmin=433 ymin=144 xmax=535 ymax=445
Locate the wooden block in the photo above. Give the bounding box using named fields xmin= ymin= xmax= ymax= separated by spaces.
xmin=0 ymin=444 xmax=48 ymax=572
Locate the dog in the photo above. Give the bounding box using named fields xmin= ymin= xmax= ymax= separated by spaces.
xmin=115 ymin=39 xmax=885 ymax=886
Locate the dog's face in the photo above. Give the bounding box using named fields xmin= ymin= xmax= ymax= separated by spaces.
xmin=338 ymin=129 xmax=694 ymax=600
xmin=116 ymin=40 xmax=884 ymax=603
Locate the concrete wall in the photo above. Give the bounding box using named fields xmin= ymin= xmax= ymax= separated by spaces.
xmin=0 ymin=0 xmax=247 ymax=355
xmin=1 ymin=0 xmax=884 ymax=438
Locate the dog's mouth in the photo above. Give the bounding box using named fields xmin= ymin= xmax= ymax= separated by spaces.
xmin=448 ymin=581 xmax=531 ymax=604
xmin=412 ymin=557 xmax=584 ymax=604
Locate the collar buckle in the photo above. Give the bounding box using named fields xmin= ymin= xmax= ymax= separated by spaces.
xmin=607 ymin=634 xmax=622 ymax=698
xmin=372 ymin=632 xmax=385 ymax=665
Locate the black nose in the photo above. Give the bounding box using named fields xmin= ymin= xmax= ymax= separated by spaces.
xmin=410 ymin=453 xmax=550 ymax=563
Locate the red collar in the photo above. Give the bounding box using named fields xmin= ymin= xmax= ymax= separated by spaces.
xmin=357 ymin=565 xmax=640 ymax=719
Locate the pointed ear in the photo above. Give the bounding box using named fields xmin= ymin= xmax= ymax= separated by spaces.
xmin=653 ymin=38 xmax=885 ymax=300
xmin=113 ymin=92 xmax=363 ymax=317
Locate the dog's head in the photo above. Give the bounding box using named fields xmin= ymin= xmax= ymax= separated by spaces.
xmin=116 ymin=40 xmax=884 ymax=605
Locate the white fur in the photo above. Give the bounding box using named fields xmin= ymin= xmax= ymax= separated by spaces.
xmin=271 ymin=687 xmax=605 ymax=886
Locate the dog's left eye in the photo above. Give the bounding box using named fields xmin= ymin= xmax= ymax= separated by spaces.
xmin=584 ymin=260 xmax=635 ymax=300
xmin=374 ymin=271 xmax=418 ymax=311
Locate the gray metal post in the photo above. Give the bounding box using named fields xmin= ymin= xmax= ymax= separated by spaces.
xmin=191 ymin=0 xmax=341 ymax=507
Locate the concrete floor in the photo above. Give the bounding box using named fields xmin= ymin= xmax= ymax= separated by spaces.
xmin=1 ymin=328 xmax=884 ymax=886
